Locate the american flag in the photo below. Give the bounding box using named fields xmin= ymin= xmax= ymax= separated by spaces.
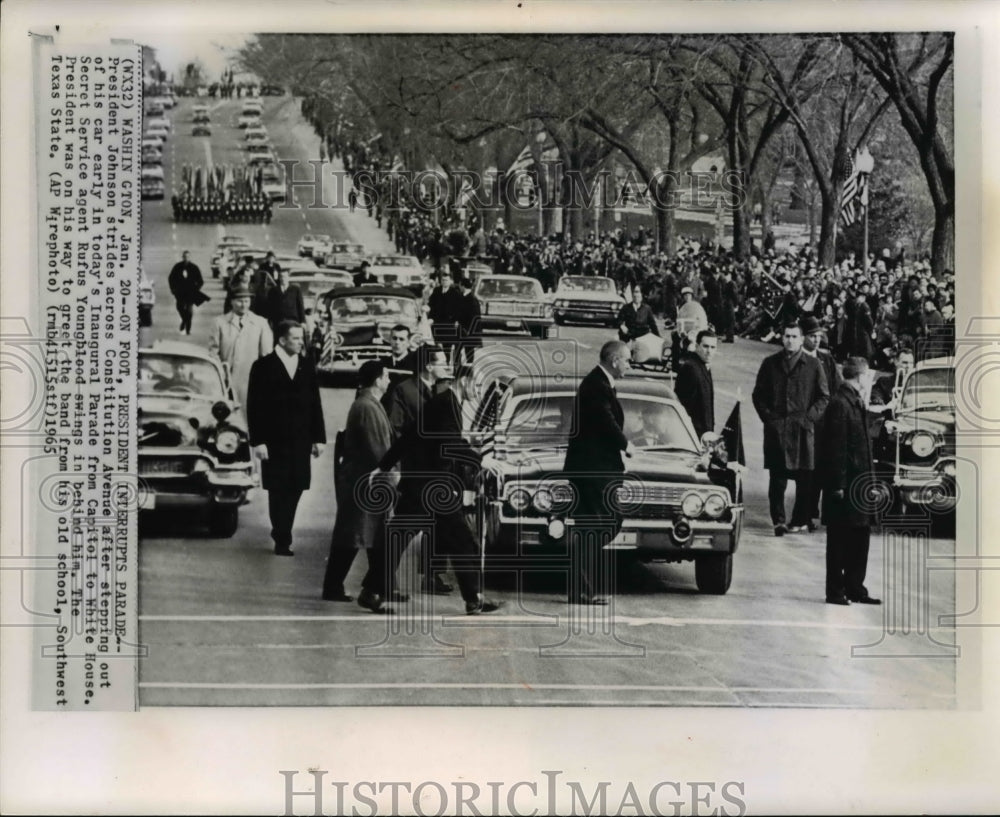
xmin=840 ymin=149 xmax=871 ymax=227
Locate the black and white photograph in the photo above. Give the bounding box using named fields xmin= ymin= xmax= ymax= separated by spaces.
xmin=2 ymin=1 xmax=998 ymax=814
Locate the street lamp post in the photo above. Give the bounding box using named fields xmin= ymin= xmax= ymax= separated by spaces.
xmin=855 ymin=147 xmax=875 ymax=275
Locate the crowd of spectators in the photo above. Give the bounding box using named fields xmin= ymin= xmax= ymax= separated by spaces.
xmin=303 ymin=99 xmax=955 ymax=370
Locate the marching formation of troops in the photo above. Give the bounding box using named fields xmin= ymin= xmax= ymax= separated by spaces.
xmin=171 ymin=194 xmax=273 ymax=224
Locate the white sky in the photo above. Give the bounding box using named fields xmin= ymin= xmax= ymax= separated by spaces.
xmin=125 ymin=30 xmax=252 ymax=81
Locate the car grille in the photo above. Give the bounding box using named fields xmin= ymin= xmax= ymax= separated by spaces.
xmin=564 ymin=300 xmax=615 ymax=313
xmin=139 ymin=457 xmax=192 ymax=476
xmin=489 ymin=302 xmax=542 ymax=317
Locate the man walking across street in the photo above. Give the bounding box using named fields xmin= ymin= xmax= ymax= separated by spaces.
xmin=820 ymin=356 xmax=881 ymax=606
xmin=562 ymin=340 xmax=635 ymax=605
xmin=168 ymin=250 xmax=207 ymax=335
xmin=247 ymin=321 xmax=326 ymax=556
xmin=752 ymin=322 xmax=830 ymax=537
xmin=322 ymin=361 xmax=397 ymax=613
xmin=800 ymin=316 xmax=842 ymax=530
xmin=428 ymin=269 xmax=463 ymax=356
xmin=372 ymin=363 xmax=504 ymax=615
xmin=381 ymin=344 xmax=455 ymax=595
xmin=454 ymin=276 xmax=482 ymax=364
xmin=674 ymin=329 xmax=717 ymax=439
xmin=207 ymin=283 xmax=273 ymax=408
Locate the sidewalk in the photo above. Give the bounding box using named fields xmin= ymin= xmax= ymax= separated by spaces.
xmin=286 ymin=111 xmax=396 ymax=255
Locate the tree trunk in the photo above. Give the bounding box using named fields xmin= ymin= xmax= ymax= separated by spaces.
xmin=932 ymin=206 xmax=955 ymax=273
xmin=817 ymin=192 xmax=838 ymax=268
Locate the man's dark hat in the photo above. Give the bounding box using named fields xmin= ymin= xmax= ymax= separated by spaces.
xmin=799 ymin=316 xmax=822 ymax=335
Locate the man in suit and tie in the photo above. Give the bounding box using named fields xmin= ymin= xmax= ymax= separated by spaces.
xmin=247 ymin=321 xmax=326 ymax=556
xmin=380 ymin=324 xmax=418 ymax=375
xmin=616 ymin=286 xmax=659 ymax=344
xmin=752 ymin=321 xmax=830 ymax=537
xmin=563 ymin=340 xmax=635 ymax=605
xmin=820 ymin=356 xmax=881 ymax=605
xmin=674 ymin=329 xmax=717 ymax=439
xmin=372 ymin=363 xmax=504 ymax=615
xmin=207 ymin=283 xmax=272 ymax=407
xmin=264 ymin=268 xmax=305 ymax=330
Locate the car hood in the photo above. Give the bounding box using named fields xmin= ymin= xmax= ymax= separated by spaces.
xmin=139 ymin=395 xmax=246 ymax=447
xmin=496 ymin=447 xmax=707 ymax=483
xmin=893 ymin=407 xmax=955 ymax=436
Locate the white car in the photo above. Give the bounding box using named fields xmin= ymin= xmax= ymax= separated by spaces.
xmin=262 ymin=176 xmax=286 ymax=203
xmin=242 ymin=100 xmax=263 ymax=115
xmin=193 ymin=103 xmax=209 ymax=117
xmin=142 ymin=132 xmax=166 ymax=148
xmin=297 ymin=234 xmax=332 ymax=258
xmin=369 ymin=254 xmax=430 ymax=296
xmin=551 ymin=275 xmax=626 ymax=327
xmin=146 ymin=115 xmax=171 ymax=132
xmin=245 ymin=143 xmax=273 ymax=157
xmin=289 ymin=269 xmax=355 ymax=339
xmin=237 ymin=112 xmax=261 ymax=129
xmin=245 ymin=131 xmax=269 ymax=146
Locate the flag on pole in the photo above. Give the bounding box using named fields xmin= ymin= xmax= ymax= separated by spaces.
xmin=840 ymin=148 xmax=872 ymax=227
xmin=721 ymin=402 xmax=746 ymax=467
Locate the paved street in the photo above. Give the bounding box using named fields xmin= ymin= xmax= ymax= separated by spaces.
xmin=138 ymin=96 xmax=957 ymax=708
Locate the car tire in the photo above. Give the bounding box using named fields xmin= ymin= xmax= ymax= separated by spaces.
xmin=208 ymin=505 xmax=239 ymax=538
xmin=695 ymin=553 xmax=733 ymax=594
xmin=554 ymin=314 xmax=564 ymax=326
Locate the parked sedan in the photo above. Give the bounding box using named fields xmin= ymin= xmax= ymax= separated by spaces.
xmin=296 ymin=234 xmax=332 ymax=258
xmin=138 ymin=342 xmax=257 ymax=537
xmin=318 ymin=242 xmax=368 ymax=272
xmin=466 ymin=368 xmax=744 ymax=594
xmin=474 ymin=274 xmax=554 ymax=338
xmin=552 ymin=275 xmax=625 ymax=327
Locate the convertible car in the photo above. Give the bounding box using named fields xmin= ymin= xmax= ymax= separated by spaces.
xmin=466 ymin=369 xmax=744 ymax=594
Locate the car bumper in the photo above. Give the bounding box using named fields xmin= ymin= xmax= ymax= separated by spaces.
xmin=138 ymin=469 xmax=256 ymax=509
xmin=553 ymin=307 xmax=617 ymax=323
xmin=493 ymin=512 xmax=740 ymax=559
xmin=479 ymin=316 xmax=554 ymax=332
xmin=894 ymin=461 xmax=957 ymax=509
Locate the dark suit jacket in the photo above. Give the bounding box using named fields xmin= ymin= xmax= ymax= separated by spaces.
xmin=265 ymin=284 xmax=305 ymax=327
xmin=616 ymin=302 xmax=659 ymax=340
xmin=168 ymin=261 xmax=204 ymax=304
xmin=820 ymin=383 xmax=874 ymax=527
xmin=564 ymin=366 xmax=628 ymax=479
xmin=381 ymin=350 xmax=418 ymax=375
xmin=455 ymin=292 xmax=483 ymax=344
xmin=752 ymin=349 xmax=830 ymax=471
xmin=674 ymin=355 xmax=715 ymax=438
xmin=247 ymin=352 xmax=326 ymax=491
xmin=379 ymin=388 xmax=480 ymax=514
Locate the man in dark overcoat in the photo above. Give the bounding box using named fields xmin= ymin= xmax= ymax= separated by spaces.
xmin=800 ymin=316 xmax=843 ymax=530
xmin=752 ymin=322 xmax=830 ymax=536
xmin=264 ymin=268 xmax=305 ymax=330
xmin=674 ymin=329 xmax=717 ymax=439
xmin=427 ymin=269 xmax=463 ymax=354
xmin=247 ymin=321 xmax=326 ymax=556
xmin=373 ymin=364 xmax=504 ymax=615
xmin=820 ymin=357 xmax=880 ymax=605
xmin=167 ymin=250 xmax=206 ymax=335
xmin=562 ymin=340 xmax=635 ymax=604
xmin=454 ymin=276 xmax=482 ymax=364
xmin=380 ymin=344 xmax=454 ymax=595
xmin=322 ymin=361 xmax=396 ymax=611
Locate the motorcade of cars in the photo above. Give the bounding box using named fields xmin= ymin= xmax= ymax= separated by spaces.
xmin=473 ymin=274 xmax=554 ymax=338
xmin=313 ymin=285 xmax=431 ymax=381
xmin=872 ymin=356 xmax=956 ymax=527
xmin=317 ymin=242 xmax=368 ymax=272
xmin=368 ymin=254 xmax=430 ymax=297
xmin=464 ymin=351 xmax=744 ymax=594
xmin=137 ymin=341 xmax=258 ymax=537
xmin=552 ymin=275 xmax=625 ymax=327
xmin=296 ymin=234 xmax=332 ymax=258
